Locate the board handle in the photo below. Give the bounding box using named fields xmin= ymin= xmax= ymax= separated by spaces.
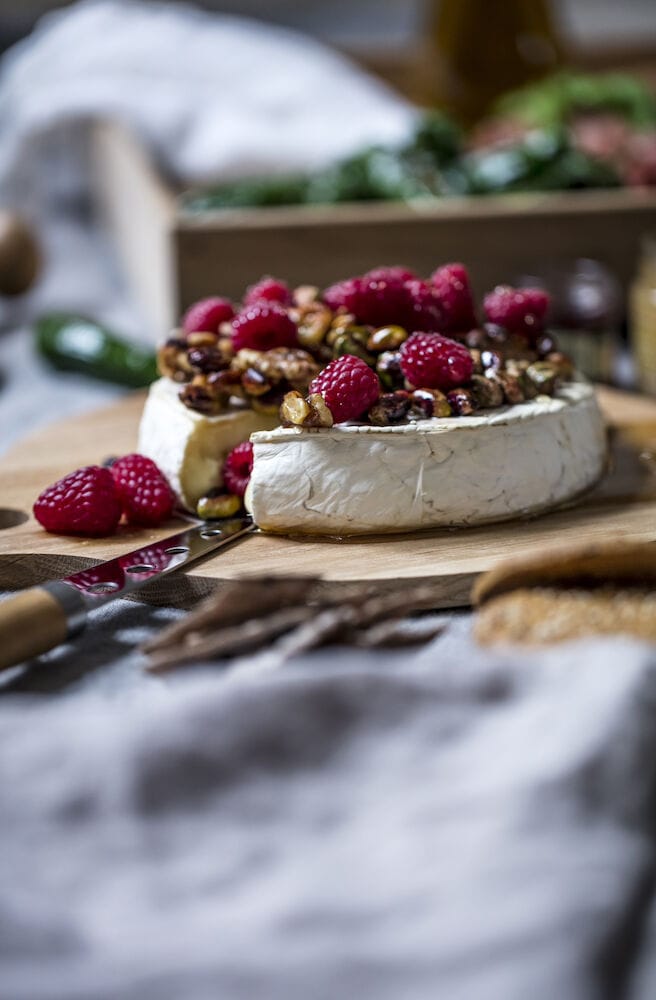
xmin=0 ymin=584 xmax=86 ymax=671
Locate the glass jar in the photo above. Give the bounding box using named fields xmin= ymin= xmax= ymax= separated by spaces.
xmin=425 ymin=0 xmax=564 ymax=125
xmin=630 ymin=238 xmax=656 ymax=395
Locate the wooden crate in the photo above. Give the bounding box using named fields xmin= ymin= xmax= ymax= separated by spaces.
xmin=91 ymin=121 xmax=656 ymax=338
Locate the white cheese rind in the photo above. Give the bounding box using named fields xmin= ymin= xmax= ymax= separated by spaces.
xmin=138 ymin=378 xmax=279 ymax=510
xmin=247 ymin=382 xmax=607 ymax=535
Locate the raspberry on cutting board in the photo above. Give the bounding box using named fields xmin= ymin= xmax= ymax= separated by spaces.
xmin=309 ymin=354 xmax=380 ymax=423
xmin=110 ymin=454 xmax=176 ymax=526
xmin=399 ymin=332 xmax=474 ymax=391
xmin=33 ymin=466 xmax=123 ymax=536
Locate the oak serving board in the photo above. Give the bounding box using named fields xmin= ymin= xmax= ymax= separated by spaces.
xmin=2 ymin=386 xmax=656 ymax=609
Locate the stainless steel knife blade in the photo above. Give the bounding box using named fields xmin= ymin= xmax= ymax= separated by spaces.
xmin=0 ymin=516 xmax=256 ymax=671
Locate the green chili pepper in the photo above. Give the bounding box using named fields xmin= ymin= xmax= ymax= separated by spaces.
xmin=35 ymin=313 xmax=158 ymax=388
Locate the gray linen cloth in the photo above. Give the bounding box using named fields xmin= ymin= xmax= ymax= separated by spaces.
xmin=3 ymin=615 xmax=656 ymax=1000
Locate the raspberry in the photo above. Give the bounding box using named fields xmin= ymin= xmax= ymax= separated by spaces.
xmin=309 ymin=354 xmax=380 ymax=423
xmin=110 ymin=454 xmax=175 ymax=526
xmin=399 ymin=332 xmax=473 ymax=391
xmin=182 ymin=297 xmax=234 ymax=335
xmin=431 ymin=263 xmax=477 ymax=334
xmin=33 ymin=466 xmax=122 ymax=537
xmin=402 ymin=279 xmax=445 ymax=333
xmin=232 ymin=302 xmax=298 ymax=351
xmin=483 ymin=286 xmax=550 ymax=338
xmin=364 ymin=265 xmax=417 ymax=284
xmin=323 ymin=274 xmax=443 ymax=332
xmin=244 ymin=276 xmax=292 ymax=307
xmin=222 ymin=441 xmax=253 ymax=497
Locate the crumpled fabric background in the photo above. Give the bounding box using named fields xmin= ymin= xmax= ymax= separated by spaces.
xmin=3 ymin=614 xmax=656 ymax=1000
xmin=2 ymin=3 xmax=656 ymax=998
xmin=0 ymin=0 xmax=415 ymax=203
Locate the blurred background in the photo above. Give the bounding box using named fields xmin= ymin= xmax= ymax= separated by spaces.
xmin=1 ymin=0 xmax=656 ymax=447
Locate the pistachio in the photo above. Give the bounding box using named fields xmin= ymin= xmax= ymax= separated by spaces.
xmin=366 ymin=325 xmax=408 ymax=353
xmin=446 ymin=388 xmax=477 ymax=416
xmin=280 ymin=390 xmax=333 ymax=428
xmin=470 ymin=373 xmax=504 ymax=409
xmin=197 ymin=492 xmax=242 ymax=520
xmin=368 ymin=391 xmax=411 ymax=426
xmin=409 ymin=388 xmax=452 ymax=419
xmin=376 ymin=350 xmax=404 ymax=391
xmin=489 ymin=371 xmax=525 ymax=405
xmin=327 ymin=312 xmax=356 ymax=338
xmin=331 ymin=331 xmax=375 ymax=366
xmin=525 ymin=361 xmax=558 ymax=394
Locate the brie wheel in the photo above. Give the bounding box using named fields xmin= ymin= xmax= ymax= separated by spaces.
xmin=246 ymin=381 xmax=607 ymax=535
xmin=138 ymin=378 xmax=279 ymax=510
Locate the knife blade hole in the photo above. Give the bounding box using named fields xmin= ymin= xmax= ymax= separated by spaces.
xmin=87 ymin=581 xmax=120 ymax=594
xmin=0 ymin=507 xmax=28 ymax=530
xmin=200 ymin=528 xmax=223 ymax=538
xmin=125 ymin=563 xmax=155 ymax=574
xmin=164 ymin=546 xmax=189 ymax=554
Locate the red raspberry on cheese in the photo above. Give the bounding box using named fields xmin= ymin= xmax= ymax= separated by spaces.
xmin=483 ymin=286 xmax=550 ymax=339
xmin=222 ymin=441 xmax=254 ymax=497
xmin=232 ymin=302 xmax=298 ymax=351
xmin=309 ymin=354 xmax=380 ymax=423
xmin=244 ymin=276 xmax=292 ymax=307
xmin=182 ymin=297 xmax=235 ymax=335
xmin=399 ymin=332 xmax=473 ymax=391
xmin=431 ymin=262 xmax=477 ymax=334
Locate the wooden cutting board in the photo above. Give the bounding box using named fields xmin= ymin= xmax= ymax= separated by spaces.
xmin=2 ymin=385 xmax=656 ymax=608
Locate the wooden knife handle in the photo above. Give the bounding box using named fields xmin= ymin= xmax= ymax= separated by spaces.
xmin=0 ymin=587 xmax=77 ymax=671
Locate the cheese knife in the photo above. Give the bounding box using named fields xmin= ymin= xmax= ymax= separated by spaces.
xmin=0 ymin=515 xmax=255 ymax=672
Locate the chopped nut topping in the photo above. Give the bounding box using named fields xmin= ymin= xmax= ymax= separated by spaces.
xmin=446 ymin=387 xmax=476 ymax=415
xmin=367 ymin=325 xmax=408 ymax=353
xmin=368 ymin=391 xmax=411 ymax=426
xmin=295 ymin=302 xmax=333 ymax=349
xmin=196 ymin=492 xmax=242 ymax=519
xmin=409 ymin=388 xmax=452 ymax=419
xmin=470 ymin=373 xmax=504 ymax=409
xmin=280 ymin=390 xmax=334 ymax=428
xmin=293 ymin=284 xmax=320 ymax=308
